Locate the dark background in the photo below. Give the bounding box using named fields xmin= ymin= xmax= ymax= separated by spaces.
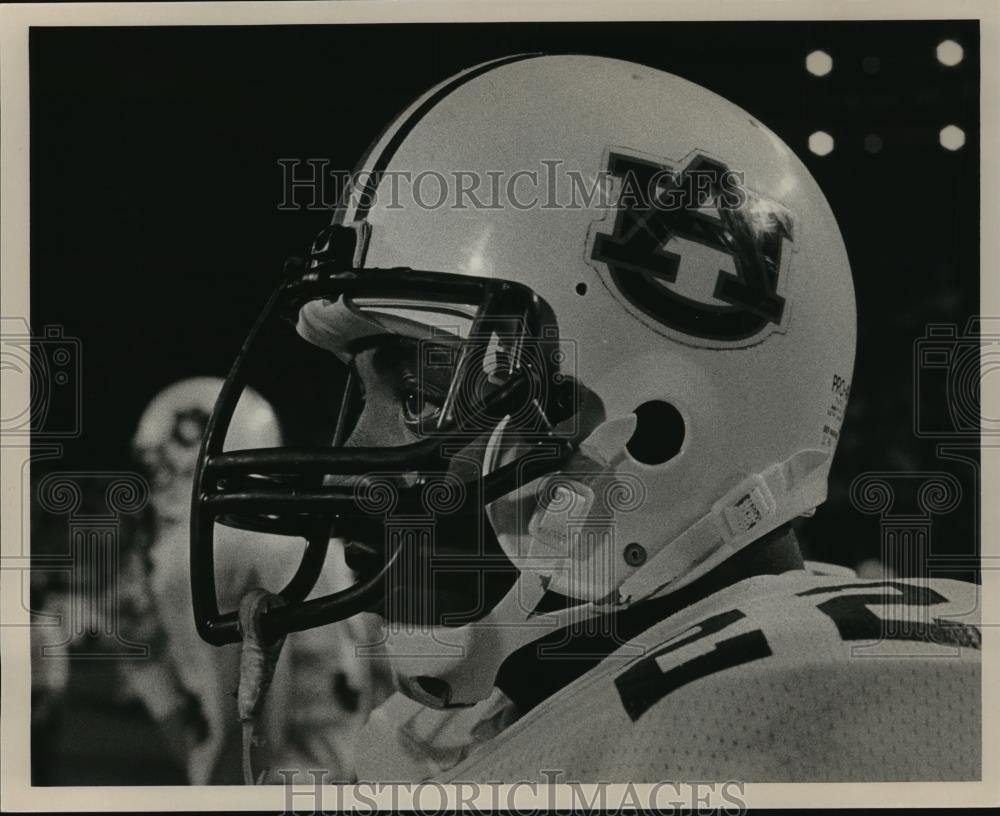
xmin=27 ymin=22 xmax=980 ymax=783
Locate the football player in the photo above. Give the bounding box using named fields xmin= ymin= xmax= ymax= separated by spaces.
xmin=123 ymin=377 xmax=388 ymax=783
xmin=189 ymin=55 xmax=981 ymax=782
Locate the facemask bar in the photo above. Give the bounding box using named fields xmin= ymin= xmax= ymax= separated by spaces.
xmin=191 ymin=255 xmax=578 ymax=646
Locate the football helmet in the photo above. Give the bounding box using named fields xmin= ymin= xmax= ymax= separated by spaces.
xmin=134 ymin=377 xmax=281 ymax=525
xmin=191 ymin=55 xmax=856 ymax=709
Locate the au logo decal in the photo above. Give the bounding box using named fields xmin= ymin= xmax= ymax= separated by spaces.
xmin=589 ymin=150 xmax=794 ymax=348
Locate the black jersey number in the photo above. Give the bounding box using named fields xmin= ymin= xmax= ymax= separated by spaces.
xmin=796 ymin=581 xmax=981 ymax=648
xmin=615 ymin=581 xmax=979 ymax=722
xmin=615 ymin=608 xmax=771 ymax=722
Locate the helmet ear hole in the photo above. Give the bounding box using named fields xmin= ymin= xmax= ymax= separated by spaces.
xmin=626 ymin=400 xmax=685 ymax=465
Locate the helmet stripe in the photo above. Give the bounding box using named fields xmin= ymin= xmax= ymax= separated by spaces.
xmin=340 ymin=53 xmax=543 ymax=224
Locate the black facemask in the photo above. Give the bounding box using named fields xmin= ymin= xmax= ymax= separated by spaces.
xmin=190 ymin=224 xmax=582 ymax=646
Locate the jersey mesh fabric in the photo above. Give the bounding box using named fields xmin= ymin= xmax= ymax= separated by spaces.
xmin=401 ymin=571 xmax=984 ymax=782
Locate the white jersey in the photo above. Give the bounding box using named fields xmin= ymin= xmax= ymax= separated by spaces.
xmin=356 ymin=569 xmax=981 ymax=783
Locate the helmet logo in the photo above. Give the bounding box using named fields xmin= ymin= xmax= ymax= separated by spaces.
xmin=170 ymin=407 xmax=210 ymax=447
xmin=589 ymin=150 xmax=793 ymax=347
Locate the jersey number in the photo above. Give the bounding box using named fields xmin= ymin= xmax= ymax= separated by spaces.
xmin=796 ymin=580 xmax=981 ymax=648
xmin=616 ymin=581 xmax=980 ymax=721
xmin=614 ymin=608 xmax=771 ymax=721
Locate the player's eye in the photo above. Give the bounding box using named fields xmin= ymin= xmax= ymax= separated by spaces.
xmin=401 ymin=382 xmax=442 ymax=426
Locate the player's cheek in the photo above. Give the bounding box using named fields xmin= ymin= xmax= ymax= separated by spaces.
xmin=342 ymin=385 xmax=419 ymax=449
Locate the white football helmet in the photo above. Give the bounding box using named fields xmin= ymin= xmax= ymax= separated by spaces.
xmin=191 ymin=55 xmax=855 ymax=709
xmin=134 ymin=377 xmax=282 ymax=525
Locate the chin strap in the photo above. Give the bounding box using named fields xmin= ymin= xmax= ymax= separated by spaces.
xmin=617 ymin=448 xmax=831 ymax=604
xmin=237 ymin=589 xmax=287 ymax=785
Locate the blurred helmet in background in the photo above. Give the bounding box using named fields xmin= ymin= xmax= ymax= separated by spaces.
xmin=133 ymin=377 xmax=282 ymax=525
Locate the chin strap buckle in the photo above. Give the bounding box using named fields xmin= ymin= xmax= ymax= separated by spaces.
xmin=713 ymin=471 xmax=779 ymax=546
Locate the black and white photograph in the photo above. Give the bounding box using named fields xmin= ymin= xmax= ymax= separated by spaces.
xmin=1 ymin=1 xmax=997 ymax=811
